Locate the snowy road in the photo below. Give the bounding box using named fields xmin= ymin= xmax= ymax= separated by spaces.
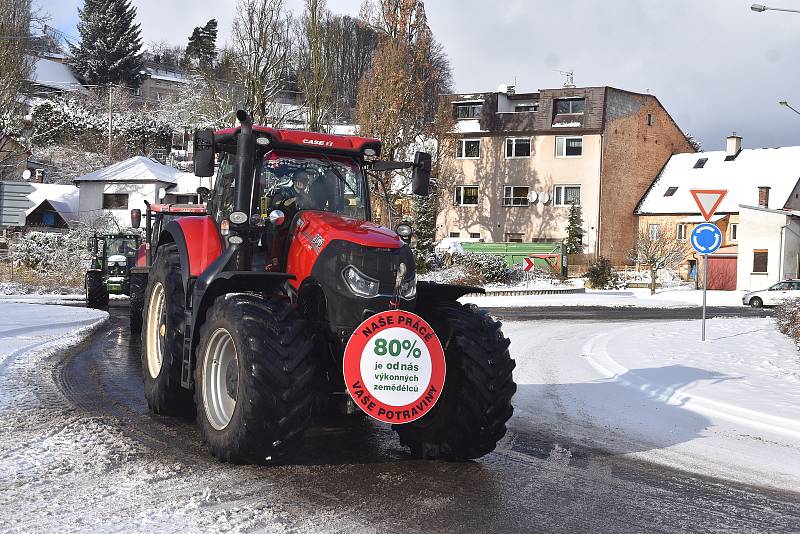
xmin=1 ymin=304 xmax=799 ymax=532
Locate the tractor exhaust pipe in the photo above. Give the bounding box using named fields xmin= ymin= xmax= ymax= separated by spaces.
xmin=235 ymin=109 xmax=255 ymax=216
xmin=232 ymin=110 xmax=255 ymax=271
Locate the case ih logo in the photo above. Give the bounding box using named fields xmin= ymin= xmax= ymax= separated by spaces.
xmin=311 ymin=233 xmax=325 ymax=250
xmin=302 ymin=139 xmax=334 ymax=147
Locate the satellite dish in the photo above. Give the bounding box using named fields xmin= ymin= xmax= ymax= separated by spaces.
xmin=528 ymin=191 xmax=539 ymax=204
xmin=539 ymin=192 xmax=551 ymax=204
xmin=158 ymin=188 xmax=166 ymax=200
xmin=22 ymin=169 xmax=31 ymax=181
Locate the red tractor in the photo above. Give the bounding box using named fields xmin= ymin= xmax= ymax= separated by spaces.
xmin=138 ymin=110 xmax=515 ymax=464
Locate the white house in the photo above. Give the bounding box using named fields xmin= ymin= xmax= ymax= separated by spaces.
xmin=636 ymin=134 xmax=800 ymax=290
xmin=736 ymin=205 xmax=800 ymax=291
xmin=74 ymin=156 xmax=195 ymax=227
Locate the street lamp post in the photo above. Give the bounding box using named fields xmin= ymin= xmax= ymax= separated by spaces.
xmin=779 ymin=100 xmax=800 ymax=117
xmin=751 ymin=3 xmax=800 ymax=13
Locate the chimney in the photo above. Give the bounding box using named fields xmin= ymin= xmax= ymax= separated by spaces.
xmin=758 ymin=186 xmax=770 ymax=208
xmin=726 ymin=132 xmax=742 ymax=158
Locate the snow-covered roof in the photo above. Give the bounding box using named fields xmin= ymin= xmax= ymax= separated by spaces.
xmin=454 ymin=119 xmax=485 ymax=134
xmin=167 ymin=172 xmax=206 ymax=195
xmin=30 ymin=57 xmax=87 ymax=94
xmin=637 ymin=147 xmax=800 ymax=214
xmin=74 ymin=156 xmax=187 ymax=185
xmin=26 ymin=183 xmax=79 ymax=223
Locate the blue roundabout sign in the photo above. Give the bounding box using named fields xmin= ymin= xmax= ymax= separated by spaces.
xmin=690 ymin=223 xmax=722 ymax=255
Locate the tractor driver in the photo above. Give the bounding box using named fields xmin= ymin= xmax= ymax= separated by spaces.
xmin=273 ymin=169 xmax=318 ymax=214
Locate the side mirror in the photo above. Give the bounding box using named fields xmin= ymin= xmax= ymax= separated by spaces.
xmin=193 ymin=128 xmax=215 ymax=177
xmin=412 ymin=151 xmax=432 ymax=196
xmin=130 ymin=209 xmax=141 ymax=229
xmin=197 ymin=186 xmax=211 ymax=202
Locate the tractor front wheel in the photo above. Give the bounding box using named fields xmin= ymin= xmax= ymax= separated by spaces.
xmin=85 ymin=270 xmax=109 ymax=309
xmin=394 ymin=302 xmax=516 ymax=460
xmin=194 ymin=294 xmax=315 ymax=464
xmin=141 ymin=244 xmax=192 ymax=415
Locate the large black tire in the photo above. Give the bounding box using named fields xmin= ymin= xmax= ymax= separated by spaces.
xmin=141 ymin=244 xmax=193 ymax=415
xmin=129 ymin=273 xmax=146 ymax=333
xmin=750 ymin=297 xmax=763 ymax=308
xmin=85 ymin=270 xmax=109 ymax=309
xmin=194 ymin=294 xmax=315 ymax=464
xmin=394 ymin=302 xmax=516 ymax=460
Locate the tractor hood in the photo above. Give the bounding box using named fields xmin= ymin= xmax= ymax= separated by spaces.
xmin=295 ymin=210 xmax=403 ymax=251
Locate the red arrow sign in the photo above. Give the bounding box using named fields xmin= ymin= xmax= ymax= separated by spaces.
xmin=690 ymin=189 xmax=728 ymax=221
xmin=523 ymin=257 xmax=535 ymax=271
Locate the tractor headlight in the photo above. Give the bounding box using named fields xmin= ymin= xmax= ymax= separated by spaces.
xmin=400 ymin=273 xmax=417 ymax=299
xmin=342 ymin=265 xmax=379 ymax=298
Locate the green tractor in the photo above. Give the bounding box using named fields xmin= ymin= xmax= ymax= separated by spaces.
xmin=85 ymin=232 xmax=142 ymax=308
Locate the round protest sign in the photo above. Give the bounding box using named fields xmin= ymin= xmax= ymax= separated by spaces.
xmin=343 ymin=309 xmax=445 ymax=424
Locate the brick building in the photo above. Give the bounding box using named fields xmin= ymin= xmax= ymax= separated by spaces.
xmin=438 ymin=84 xmax=694 ymax=265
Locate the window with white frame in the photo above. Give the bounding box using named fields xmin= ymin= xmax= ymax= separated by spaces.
xmin=469 ymin=232 xmax=481 ymax=239
xmin=677 ymin=223 xmax=687 ymax=241
xmin=555 ymin=136 xmax=583 ymax=157
xmin=503 ymin=186 xmax=530 ymax=206
xmin=649 ymin=224 xmax=660 ymax=240
xmin=453 ymin=185 xmax=479 ymax=206
xmin=730 ymin=223 xmax=738 ymax=242
xmin=505 ymin=232 xmax=524 ymax=243
xmin=554 ymin=185 xmax=580 ymax=206
xmin=456 ymin=139 xmax=481 ymax=159
xmin=505 ymin=137 xmax=531 ymax=158
xmin=455 ymin=103 xmax=482 ymax=119
xmin=449 ymin=231 xmax=460 ymax=238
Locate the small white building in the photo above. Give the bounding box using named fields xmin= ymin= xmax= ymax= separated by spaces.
xmin=737 ymin=204 xmax=800 ymax=291
xmin=75 ymin=156 xmax=195 ymax=228
xmin=25 ymin=183 xmax=80 ymax=229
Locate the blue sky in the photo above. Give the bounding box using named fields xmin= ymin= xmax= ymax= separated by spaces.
xmin=44 ymin=0 xmax=800 ymax=151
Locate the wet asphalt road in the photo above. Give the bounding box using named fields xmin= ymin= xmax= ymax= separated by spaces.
xmin=53 ymin=304 xmax=800 ymax=533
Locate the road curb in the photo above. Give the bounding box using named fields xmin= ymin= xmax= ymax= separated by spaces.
xmin=467 ymin=287 xmax=586 ymax=297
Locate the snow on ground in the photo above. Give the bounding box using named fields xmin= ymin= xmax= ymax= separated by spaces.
xmin=505 ymin=317 xmax=800 ymax=491
xmin=462 ymin=287 xmax=748 ymax=307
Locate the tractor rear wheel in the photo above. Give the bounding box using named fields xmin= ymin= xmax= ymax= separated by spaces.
xmin=394 ymin=302 xmax=516 ymax=460
xmin=141 ymin=244 xmax=192 ymax=415
xmin=85 ymin=270 xmax=109 ymax=309
xmin=129 ymin=273 xmax=145 ymax=333
xmin=194 ymin=294 xmax=315 ymax=464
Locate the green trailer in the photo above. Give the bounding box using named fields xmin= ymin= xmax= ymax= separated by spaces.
xmin=461 ymin=241 xmax=567 ymax=274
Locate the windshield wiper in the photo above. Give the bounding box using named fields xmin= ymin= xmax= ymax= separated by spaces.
xmin=318 ymin=154 xmax=358 ymax=197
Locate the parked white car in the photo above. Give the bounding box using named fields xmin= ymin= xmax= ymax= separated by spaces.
xmin=742 ymin=280 xmax=800 ymax=307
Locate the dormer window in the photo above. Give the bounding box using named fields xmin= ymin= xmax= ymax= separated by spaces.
xmin=555 ymin=98 xmax=585 ymax=115
xmin=455 ymin=103 xmax=482 ymax=119
xmin=693 ymin=158 xmax=708 ymax=169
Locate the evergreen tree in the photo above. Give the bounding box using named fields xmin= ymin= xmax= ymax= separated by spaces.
xmin=566 ymin=203 xmax=584 ymax=254
xmin=411 ymin=178 xmax=439 ymax=270
xmin=186 ymin=19 xmax=218 ymax=69
xmin=69 ymin=0 xmax=144 ymax=87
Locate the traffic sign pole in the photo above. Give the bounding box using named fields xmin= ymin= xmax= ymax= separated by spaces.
xmin=702 ymin=254 xmax=707 ymax=341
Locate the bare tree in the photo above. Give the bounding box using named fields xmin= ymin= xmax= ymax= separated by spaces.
xmin=630 ymin=228 xmax=687 ymax=295
xmin=356 ymin=0 xmax=452 ymax=224
xmin=295 ymin=0 xmax=335 ymax=132
xmin=0 ymin=0 xmax=34 ymax=127
xmin=232 ymin=0 xmax=292 ymax=125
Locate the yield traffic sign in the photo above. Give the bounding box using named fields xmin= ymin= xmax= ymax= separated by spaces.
xmin=690 ymin=223 xmax=722 ymax=255
xmin=690 ymin=189 xmax=727 ymax=221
